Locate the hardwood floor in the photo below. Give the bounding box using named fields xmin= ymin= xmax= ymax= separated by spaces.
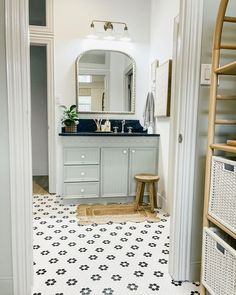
xmin=33 ymin=175 xmax=49 ymax=194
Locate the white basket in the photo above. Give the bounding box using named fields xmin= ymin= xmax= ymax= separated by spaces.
xmin=202 ymin=227 xmax=236 ymax=295
xmin=209 ymin=156 xmax=236 ymax=234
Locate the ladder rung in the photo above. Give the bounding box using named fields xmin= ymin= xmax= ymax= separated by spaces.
xmin=215 ymin=119 xmax=236 ymax=125
xmin=217 ymin=95 xmax=236 ymax=100
xmin=215 ymin=61 xmax=236 ymax=75
xmin=220 ymin=43 xmax=236 ymax=50
xmin=210 ymin=143 xmax=236 ymax=154
xmin=224 ymin=16 xmax=236 ymax=23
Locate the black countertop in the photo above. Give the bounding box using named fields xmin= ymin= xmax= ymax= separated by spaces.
xmin=59 ymin=132 xmax=160 ymax=137
xmin=59 ymin=119 xmax=160 ymax=136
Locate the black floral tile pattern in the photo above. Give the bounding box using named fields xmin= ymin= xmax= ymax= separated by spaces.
xmin=32 ymin=194 xmax=200 ymax=295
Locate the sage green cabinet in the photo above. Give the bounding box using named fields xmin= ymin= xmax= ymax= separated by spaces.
xmin=101 ymin=147 xmax=157 ymax=198
xmin=129 ymin=147 xmax=157 ymax=195
xmin=61 ymin=136 xmax=159 ymax=203
xmin=63 ymin=147 xmax=100 ymax=199
xmin=101 ymin=148 xmax=129 ymax=198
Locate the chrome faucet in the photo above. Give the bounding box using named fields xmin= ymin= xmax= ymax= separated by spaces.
xmin=121 ymin=120 xmax=125 ymax=133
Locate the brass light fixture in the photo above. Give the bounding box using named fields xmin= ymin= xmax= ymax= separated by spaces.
xmin=104 ymin=21 xmax=113 ymax=31
xmin=87 ymin=20 xmax=131 ymax=41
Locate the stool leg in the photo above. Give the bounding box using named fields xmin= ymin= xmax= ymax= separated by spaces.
xmin=135 ymin=182 xmax=145 ymax=210
xmin=153 ymin=182 xmax=157 ymax=208
xmin=134 ymin=181 xmax=142 ymax=210
xmin=139 ymin=183 xmax=145 ymax=207
xmin=148 ymin=183 xmax=155 ymax=213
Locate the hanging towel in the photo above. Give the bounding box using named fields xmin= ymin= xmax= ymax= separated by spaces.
xmin=143 ymin=92 xmax=155 ymax=130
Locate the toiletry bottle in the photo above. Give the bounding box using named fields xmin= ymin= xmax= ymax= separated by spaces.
xmin=105 ymin=119 xmax=111 ymax=131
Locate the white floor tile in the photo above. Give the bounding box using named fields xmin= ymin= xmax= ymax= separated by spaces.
xmin=32 ymin=195 xmax=200 ymax=295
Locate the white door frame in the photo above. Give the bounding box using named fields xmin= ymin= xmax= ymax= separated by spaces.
xmin=167 ymin=14 xmax=179 ymax=217
xmin=168 ymin=0 xmax=203 ymax=281
xmin=5 ymin=0 xmax=204 ymax=294
xmin=5 ymin=0 xmax=33 ymax=294
xmin=30 ymin=35 xmax=56 ymax=193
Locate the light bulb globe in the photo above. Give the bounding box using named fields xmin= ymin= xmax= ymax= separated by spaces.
xmin=120 ymin=27 xmax=131 ymax=42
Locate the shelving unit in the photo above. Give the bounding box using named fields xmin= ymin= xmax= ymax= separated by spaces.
xmin=201 ymin=0 xmax=236 ymax=294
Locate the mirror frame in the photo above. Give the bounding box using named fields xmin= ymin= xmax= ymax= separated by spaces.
xmin=75 ymin=49 xmax=136 ymax=114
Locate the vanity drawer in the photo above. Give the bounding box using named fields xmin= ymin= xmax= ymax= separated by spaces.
xmin=64 ymin=147 xmax=100 ymax=165
xmin=64 ymin=182 xmax=99 ymax=198
xmin=64 ymin=165 xmax=99 ymax=182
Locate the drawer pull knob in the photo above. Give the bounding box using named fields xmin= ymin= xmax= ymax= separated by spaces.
xmin=81 ymin=155 xmax=85 ymax=159
xmin=123 ymin=150 xmax=127 ymax=154
xmin=80 ymin=188 xmax=85 ymax=193
xmin=81 ymin=172 xmax=85 ymax=176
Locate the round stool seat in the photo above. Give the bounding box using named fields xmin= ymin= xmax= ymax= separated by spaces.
xmin=134 ymin=173 xmax=160 ymax=183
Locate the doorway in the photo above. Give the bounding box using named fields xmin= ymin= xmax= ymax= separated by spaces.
xmin=30 ymin=45 xmax=49 ymax=194
xmin=30 ymin=37 xmax=56 ymax=194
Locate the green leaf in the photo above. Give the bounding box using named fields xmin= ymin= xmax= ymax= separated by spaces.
xmin=69 ymin=104 xmax=77 ymax=111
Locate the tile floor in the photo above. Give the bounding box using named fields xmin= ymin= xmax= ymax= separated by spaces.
xmin=32 ymin=195 xmax=200 ymax=295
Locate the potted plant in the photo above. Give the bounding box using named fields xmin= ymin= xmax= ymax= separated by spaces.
xmin=61 ymin=104 xmax=79 ymax=133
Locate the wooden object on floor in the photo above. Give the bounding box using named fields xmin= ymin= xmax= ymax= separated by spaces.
xmin=134 ymin=173 xmax=160 ymax=213
xmin=76 ymin=202 xmax=160 ymax=225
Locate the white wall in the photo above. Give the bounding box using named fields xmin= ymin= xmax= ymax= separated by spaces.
xmin=149 ymin=0 xmax=180 ymax=212
xmin=31 ymin=45 xmax=49 ymax=176
xmin=54 ymin=0 xmax=151 ymax=193
xmin=0 ymin=0 xmax=13 ymax=293
xmin=54 ymin=0 xmax=151 ymax=119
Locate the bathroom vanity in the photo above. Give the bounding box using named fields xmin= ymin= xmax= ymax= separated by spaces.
xmin=60 ymin=126 xmax=159 ymax=203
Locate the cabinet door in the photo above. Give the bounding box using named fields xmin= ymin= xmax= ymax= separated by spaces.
xmin=129 ymin=148 xmax=157 ymax=196
xmin=101 ymin=148 xmax=129 ymax=198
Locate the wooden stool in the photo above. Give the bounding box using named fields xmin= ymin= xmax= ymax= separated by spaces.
xmin=134 ymin=173 xmax=160 ymax=213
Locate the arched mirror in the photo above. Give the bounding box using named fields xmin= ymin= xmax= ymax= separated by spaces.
xmin=76 ymin=50 xmax=136 ymax=114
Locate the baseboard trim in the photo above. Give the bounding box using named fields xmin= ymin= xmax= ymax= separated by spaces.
xmin=157 ymin=192 xmax=166 ymax=201
xmin=0 ymin=277 xmax=13 ymax=295
xmin=157 ymin=193 xmax=167 ymax=212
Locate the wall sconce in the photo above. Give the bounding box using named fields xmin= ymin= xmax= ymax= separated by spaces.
xmin=87 ymin=20 xmax=131 ymax=42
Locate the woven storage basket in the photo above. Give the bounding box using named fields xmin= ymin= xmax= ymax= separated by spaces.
xmin=209 ymin=156 xmax=236 ymax=234
xmin=202 ymin=227 xmax=236 ymax=295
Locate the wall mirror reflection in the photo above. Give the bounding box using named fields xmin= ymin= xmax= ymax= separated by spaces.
xmin=76 ymin=50 xmax=136 ymax=114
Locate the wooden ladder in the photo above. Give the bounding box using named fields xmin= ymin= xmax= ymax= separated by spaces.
xmin=201 ymin=0 xmax=236 ymax=294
